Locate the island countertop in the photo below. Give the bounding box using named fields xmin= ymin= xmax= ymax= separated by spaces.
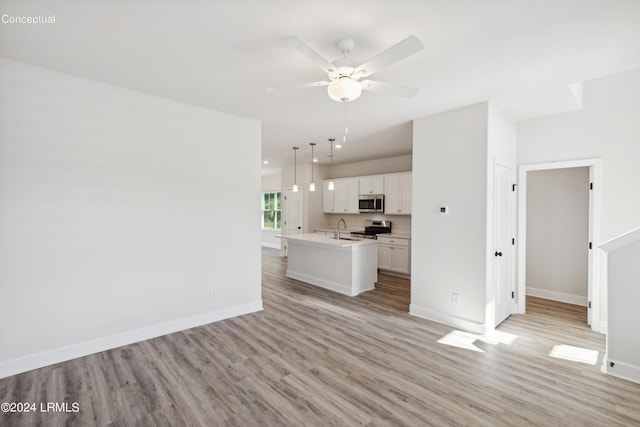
xmin=277 ymin=233 xmax=377 ymax=248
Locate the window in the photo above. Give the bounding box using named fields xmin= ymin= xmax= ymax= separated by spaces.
xmin=261 ymin=191 xmax=281 ymax=229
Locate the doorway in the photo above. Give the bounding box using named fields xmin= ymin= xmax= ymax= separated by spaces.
xmin=282 ymin=188 xmax=303 ymax=256
xmin=517 ymin=159 xmax=602 ymax=332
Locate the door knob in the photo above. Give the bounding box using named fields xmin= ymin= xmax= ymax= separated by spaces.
xmin=494 ymin=251 xmax=503 ymax=257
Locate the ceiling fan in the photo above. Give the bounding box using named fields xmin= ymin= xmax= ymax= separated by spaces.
xmin=269 ymin=35 xmax=424 ymax=102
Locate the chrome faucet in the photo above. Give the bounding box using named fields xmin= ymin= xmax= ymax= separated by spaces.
xmin=336 ymin=218 xmax=347 ymax=239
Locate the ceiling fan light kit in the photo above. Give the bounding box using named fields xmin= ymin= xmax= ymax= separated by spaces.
xmin=327 ymin=76 xmax=363 ymax=103
xmin=276 ymin=35 xmax=424 ymax=103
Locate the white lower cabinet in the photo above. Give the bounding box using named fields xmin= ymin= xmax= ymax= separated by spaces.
xmin=377 ymin=236 xmax=410 ymax=274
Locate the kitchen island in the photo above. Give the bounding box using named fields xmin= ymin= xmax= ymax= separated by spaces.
xmin=279 ymin=233 xmax=378 ymax=296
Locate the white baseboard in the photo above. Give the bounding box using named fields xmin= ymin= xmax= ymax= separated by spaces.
xmin=597 ymin=320 xmax=607 ymax=334
xmin=286 ymin=270 xmax=354 ymax=296
xmin=261 ymin=242 xmax=280 ymax=249
xmin=0 ymin=300 xmax=263 ymax=379
xmin=526 ymin=287 xmax=587 ymax=307
xmin=409 ymin=304 xmax=487 ymax=335
xmin=603 ymin=358 xmax=640 ymax=385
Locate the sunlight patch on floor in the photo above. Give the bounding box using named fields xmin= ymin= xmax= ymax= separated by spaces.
xmin=437 ymin=330 xmax=485 ymax=352
xmin=437 ymin=330 xmax=518 ymax=353
xmin=549 ymin=344 xmax=599 ymax=365
xmin=482 ymin=330 xmax=518 ymax=345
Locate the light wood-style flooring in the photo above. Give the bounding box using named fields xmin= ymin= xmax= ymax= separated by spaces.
xmin=2 ymin=248 xmax=639 ymax=426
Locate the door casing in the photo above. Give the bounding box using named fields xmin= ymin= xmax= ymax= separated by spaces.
xmin=517 ymin=158 xmax=602 ymax=332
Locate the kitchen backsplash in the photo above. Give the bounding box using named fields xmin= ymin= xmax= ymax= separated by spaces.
xmin=318 ymin=213 xmax=411 ymax=236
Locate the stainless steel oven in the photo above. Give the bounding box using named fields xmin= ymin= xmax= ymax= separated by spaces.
xmin=358 ymin=194 xmax=384 ymax=213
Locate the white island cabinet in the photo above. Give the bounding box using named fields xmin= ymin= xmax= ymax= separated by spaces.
xmin=281 ymin=233 xmax=378 ymax=296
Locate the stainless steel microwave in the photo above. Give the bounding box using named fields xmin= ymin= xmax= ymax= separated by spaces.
xmin=358 ymin=194 xmax=384 ymax=213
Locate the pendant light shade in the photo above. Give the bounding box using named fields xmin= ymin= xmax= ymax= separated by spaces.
xmin=309 ymin=142 xmax=316 ymax=192
xmin=292 ymin=146 xmax=299 ymax=192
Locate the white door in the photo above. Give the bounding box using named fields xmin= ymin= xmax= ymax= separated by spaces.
xmin=283 ymin=189 xmax=303 ymax=255
xmin=493 ymin=163 xmax=514 ymax=326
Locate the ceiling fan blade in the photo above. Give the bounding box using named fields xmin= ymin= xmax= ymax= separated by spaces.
xmin=266 ymin=81 xmax=330 ymax=91
xmin=361 ymin=80 xmax=420 ymax=98
xmin=354 ymin=36 xmax=424 ymax=78
xmin=284 ymin=37 xmax=336 ymax=74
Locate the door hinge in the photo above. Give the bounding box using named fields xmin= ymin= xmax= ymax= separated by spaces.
xmin=511 ymin=291 xmax=515 ymax=299
xmin=512 ymin=238 xmax=515 ymax=245
xmin=512 ymin=184 xmax=517 ymax=192
xmin=590 ymin=182 xmax=593 ymax=190
xmin=589 ymin=242 xmax=592 ymax=250
xmin=588 ymin=301 xmax=592 ymax=309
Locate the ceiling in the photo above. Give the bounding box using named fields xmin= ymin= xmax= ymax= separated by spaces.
xmin=1 ymin=1 xmax=639 ymax=175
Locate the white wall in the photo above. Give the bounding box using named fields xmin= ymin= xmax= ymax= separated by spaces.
xmin=261 ymin=173 xmax=282 ymax=248
xmin=526 ymin=168 xmax=589 ymax=305
xmin=0 ymin=59 xmax=262 ymax=377
xmin=411 ymin=103 xmax=490 ymax=332
xmin=607 ymin=240 xmax=640 ymax=382
xmin=518 ymin=68 xmax=640 ymax=329
xmin=486 ymin=103 xmax=517 ymax=328
xmin=518 ymin=68 xmax=640 ymax=241
xmin=601 ymin=228 xmax=640 ymax=384
xmin=330 ymin=155 xmax=412 ymax=179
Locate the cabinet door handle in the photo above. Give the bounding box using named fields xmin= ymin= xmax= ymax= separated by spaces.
xmin=494 ymin=251 xmax=503 ymax=257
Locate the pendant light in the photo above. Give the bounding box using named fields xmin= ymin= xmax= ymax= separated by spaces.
xmin=309 ymin=142 xmax=316 ymax=192
xmin=328 ymin=138 xmax=335 ymax=191
xmin=292 ymin=146 xmax=299 ymax=192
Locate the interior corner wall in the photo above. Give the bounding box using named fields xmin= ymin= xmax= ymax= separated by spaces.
xmin=517 ymin=67 xmax=640 ymax=329
xmin=0 ymin=59 xmax=262 ymax=376
xmin=411 ymin=102 xmax=489 ymax=333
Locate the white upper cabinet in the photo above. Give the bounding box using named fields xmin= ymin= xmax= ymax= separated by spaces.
xmin=323 ymin=178 xmax=359 ymax=214
xmin=323 ymin=173 xmax=412 ymax=215
xmin=384 ymin=173 xmax=412 ymax=215
xmin=322 ymin=180 xmax=335 ymax=213
xmin=359 ymin=175 xmax=384 ymax=195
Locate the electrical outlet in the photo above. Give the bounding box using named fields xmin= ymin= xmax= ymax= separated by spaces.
xmin=211 ymin=289 xmax=217 ymax=300
xmin=452 ymin=293 xmax=461 ymax=306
